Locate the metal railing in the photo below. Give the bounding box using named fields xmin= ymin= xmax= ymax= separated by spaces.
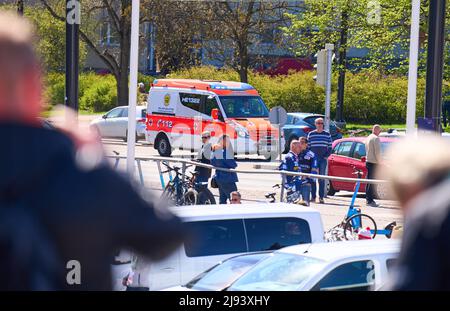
xmin=106 ymin=154 xmax=389 ymax=202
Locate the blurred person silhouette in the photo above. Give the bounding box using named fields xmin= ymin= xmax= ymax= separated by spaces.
xmin=379 ymin=136 xmax=450 ymax=290
xmin=0 ymin=11 xmax=187 ymax=290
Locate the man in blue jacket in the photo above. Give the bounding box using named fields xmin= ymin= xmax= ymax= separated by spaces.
xmin=211 ymin=135 xmax=239 ymax=204
xmin=307 ymin=118 xmax=332 ymax=204
xmin=280 ymin=139 xmax=314 ymax=205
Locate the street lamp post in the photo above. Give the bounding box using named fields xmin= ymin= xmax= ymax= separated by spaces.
xmin=65 ymin=0 xmax=80 ymax=113
xmin=423 ymin=0 xmax=447 ymax=133
xmin=126 ymin=0 xmax=140 ymax=178
xmin=17 ymin=0 xmax=24 ymax=15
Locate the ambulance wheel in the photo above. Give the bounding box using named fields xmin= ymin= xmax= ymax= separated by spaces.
xmin=156 ymin=135 xmax=172 ymax=157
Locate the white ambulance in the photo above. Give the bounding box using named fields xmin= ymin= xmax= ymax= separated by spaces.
xmin=145 ymin=79 xmax=283 ymax=158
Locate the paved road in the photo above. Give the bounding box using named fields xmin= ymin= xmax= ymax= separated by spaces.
xmin=77 ymin=115 xmax=403 ymax=234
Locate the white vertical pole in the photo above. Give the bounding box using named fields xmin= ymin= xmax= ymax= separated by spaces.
xmin=406 ymin=0 xmax=421 ymax=136
xmin=325 ymin=43 xmax=334 ymax=132
xmin=127 ymin=0 xmax=140 ymax=177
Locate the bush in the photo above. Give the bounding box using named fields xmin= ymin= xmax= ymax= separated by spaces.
xmin=43 ymin=67 xmax=445 ymax=123
xmin=167 ymin=66 xmax=433 ymax=124
xmin=79 ymin=75 xmax=117 ymax=112
xmin=44 ymin=72 xmax=65 ymax=107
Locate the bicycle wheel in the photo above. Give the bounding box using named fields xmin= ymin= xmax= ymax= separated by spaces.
xmin=198 ymin=188 xmax=216 ymax=205
xmin=343 ymin=213 xmax=378 ymax=240
xmin=182 ymin=188 xmax=198 ymax=206
xmin=162 ymin=183 xmax=181 ymax=206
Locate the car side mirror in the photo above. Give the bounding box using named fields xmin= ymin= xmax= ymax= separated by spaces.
xmin=102 ymin=114 xmax=107 ymax=119
xmin=211 ymin=108 xmax=219 ymax=121
xmin=361 ymin=156 xmax=367 ymax=163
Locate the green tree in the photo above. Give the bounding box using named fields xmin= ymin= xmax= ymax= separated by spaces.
xmin=283 ymin=0 xmax=450 ymax=77
xmin=25 ymin=8 xmax=87 ymax=71
xmin=41 ymin=0 xmax=152 ymax=106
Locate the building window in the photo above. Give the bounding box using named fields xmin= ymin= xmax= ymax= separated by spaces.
xmin=100 ymin=22 xmax=120 ymax=47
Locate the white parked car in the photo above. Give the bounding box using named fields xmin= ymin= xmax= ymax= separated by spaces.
xmin=162 ymin=252 xmax=271 ymax=291
xmin=113 ymin=203 xmax=325 ymax=291
xmin=226 ymin=239 xmax=400 ymax=291
xmin=90 ymin=105 xmax=147 ymax=142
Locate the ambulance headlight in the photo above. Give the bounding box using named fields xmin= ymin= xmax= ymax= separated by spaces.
xmin=237 ymin=129 xmax=249 ymax=138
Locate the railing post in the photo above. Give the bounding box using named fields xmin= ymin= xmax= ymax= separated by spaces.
xmin=136 ymin=159 xmax=144 ymax=186
xmin=181 ymin=162 xmax=187 ymax=179
xmin=114 ymin=158 xmax=120 ymax=170
xmin=156 ymin=160 xmax=165 ymax=189
xmin=280 ymin=173 xmax=285 ymax=203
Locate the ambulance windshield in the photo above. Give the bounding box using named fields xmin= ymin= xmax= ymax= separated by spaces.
xmin=219 ymin=96 xmax=269 ymax=118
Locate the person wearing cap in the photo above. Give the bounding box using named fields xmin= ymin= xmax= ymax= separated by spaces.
xmin=195 ymin=131 xmax=212 ymax=188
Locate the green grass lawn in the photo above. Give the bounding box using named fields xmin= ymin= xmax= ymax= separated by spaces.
xmin=342 ymin=123 xmax=450 ymax=137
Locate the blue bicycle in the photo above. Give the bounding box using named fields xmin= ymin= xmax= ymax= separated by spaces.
xmin=325 ymin=167 xmax=396 ymax=241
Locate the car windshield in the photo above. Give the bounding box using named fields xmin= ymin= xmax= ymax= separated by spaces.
xmin=219 ymin=96 xmax=269 ymax=118
xmin=185 ymin=253 xmax=269 ymax=291
xmin=227 ymin=253 xmax=325 ymax=291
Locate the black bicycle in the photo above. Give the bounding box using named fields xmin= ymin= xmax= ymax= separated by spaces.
xmin=160 ymin=162 xmax=198 ymax=206
xmin=190 ymin=172 xmax=216 ymax=205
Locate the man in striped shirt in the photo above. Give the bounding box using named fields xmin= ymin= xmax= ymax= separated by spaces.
xmin=307 ymin=118 xmax=332 ymax=203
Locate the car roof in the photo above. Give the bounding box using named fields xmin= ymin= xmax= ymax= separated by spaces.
xmin=151 ymin=79 xmax=259 ymax=95
xmin=277 ymin=240 xmax=400 ymax=261
xmin=116 ymin=105 xmax=146 ymax=110
xmin=288 ymin=112 xmax=323 ymax=118
xmin=169 ymin=203 xmax=320 ymax=219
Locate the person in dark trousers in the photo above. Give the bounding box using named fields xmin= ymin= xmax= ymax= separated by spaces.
xmin=307 ymin=118 xmax=332 ymax=204
xmin=0 ymin=12 xmax=187 ymax=290
xmin=379 ymin=137 xmax=450 ymax=290
xmin=195 ymin=131 xmax=212 ymax=184
xmin=297 ymin=137 xmax=319 ymax=206
xmin=211 ymin=135 xmax=238 ymax=204
xmin=194 ymin=131 xmax=213 ymax=204
xmin=279 ymin=139 xmax=310 ymax=206
xmin=364 ymin=124 xmax=382 ymax=207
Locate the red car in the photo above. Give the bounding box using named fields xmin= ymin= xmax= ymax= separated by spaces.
xmin=327 ymin=137 xmax=396 ymax=199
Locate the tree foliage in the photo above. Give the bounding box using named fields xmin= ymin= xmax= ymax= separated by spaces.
xmin=283 ymin=0 xmax=450 ymax=78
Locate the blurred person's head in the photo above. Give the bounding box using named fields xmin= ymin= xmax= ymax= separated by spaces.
xmin=372 ymin=124 xmax=382 ymax=136
xmin=315 ymin=118 xmax=324 ymax=132
xmin=0 ymin=11 xmax=41 ymax=125
xmin=298 ymin=137 xmax=308 ymax=152
xmin=230 ymin=191 xmax=241 ymax=204
xmin=378 ymin=136 xmax=450 ymax=211
xmin=290 ymin=139 xmax=301 ymax=154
